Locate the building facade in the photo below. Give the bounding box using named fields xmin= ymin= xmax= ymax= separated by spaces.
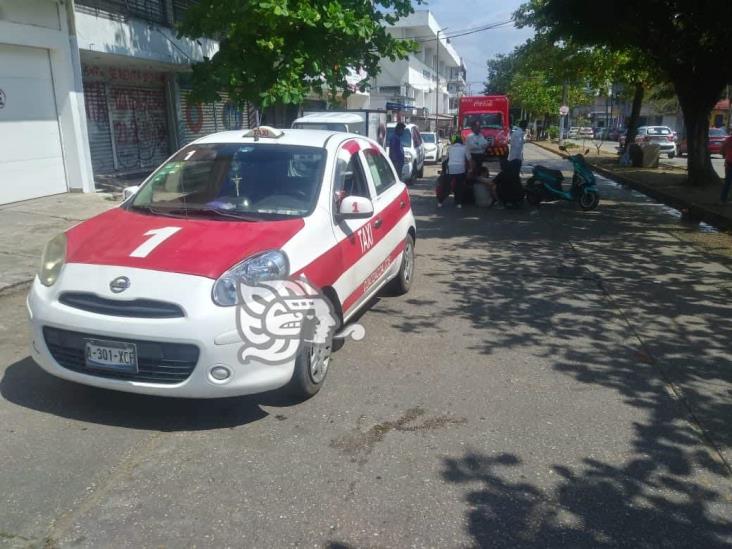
xmin=0 ymin=0 xmax=255 ymax=205
xmin=369 ymin=11 xmax=465 ymax=132
xmin=0 ymin=0 xmax=93 ymax=204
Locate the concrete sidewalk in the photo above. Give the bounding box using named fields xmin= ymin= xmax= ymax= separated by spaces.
xmin=0 ymin=192 xmax=116 ymax=292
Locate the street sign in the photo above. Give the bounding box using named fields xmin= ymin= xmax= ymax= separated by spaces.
xmin=559 ymin=105 xmax=569 ymax=116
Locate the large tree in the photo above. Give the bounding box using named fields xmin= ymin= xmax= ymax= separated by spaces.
xmin=516 ymin=0 xmax=732 ymax=185
xmin=177 ymin=0 xmax=421 ymax=108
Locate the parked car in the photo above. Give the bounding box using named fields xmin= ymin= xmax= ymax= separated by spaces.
xmin=708 ymin=127 xmax=729 ymax=155
xmin=677 ymin=127 xmax=729 ymax=157
xmin=567 ymin=127 xmax=580 ymax=139
xmin=608 ymin=127 xmax=625 ymax=142
xmin=579 ymin=127 xmax=595 ymax=139
xmin=620 ymin=126 xmax=677 ymax=158
xmin=386 ymin=122 xmax=426 ymax=181
xmin=27 ymin=126 xmax=417 ymax=400
xmin=421 ymin=131 xmax=443 ymax=163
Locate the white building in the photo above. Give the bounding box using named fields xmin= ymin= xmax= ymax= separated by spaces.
xmin=0 ymin=0 xmax=93 ymax=204
xmin=0 ymin=0 xmax=254 ymax=205
xmin=369 ymin=10 xmax=466 ymax=131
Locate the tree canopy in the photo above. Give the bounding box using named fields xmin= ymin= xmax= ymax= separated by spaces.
xmin=516 ymin=0 xmax=732 ymax=183
xmin=178 ymin=0 xmax=422 ymax=108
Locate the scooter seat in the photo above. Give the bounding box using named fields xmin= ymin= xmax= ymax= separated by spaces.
xmin=533 ymin=165 xmax=564 ymax=182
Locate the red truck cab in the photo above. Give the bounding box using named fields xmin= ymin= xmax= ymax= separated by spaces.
xmin=458 ymin=95 xmax=510 ymax=158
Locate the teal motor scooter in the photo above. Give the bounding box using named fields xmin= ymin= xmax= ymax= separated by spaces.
xmin=525 ymin=153 xmax=600 ymax=211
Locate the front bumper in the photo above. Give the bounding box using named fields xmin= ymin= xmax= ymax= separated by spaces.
xmin=27 ymin=264 xmax=296 ymax=398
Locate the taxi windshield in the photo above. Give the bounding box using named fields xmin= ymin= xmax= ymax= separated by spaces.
xmin=130 ymin=143 xmax=326 ymax=220
xmin=463 ymin=113 xmax=503 ymax=130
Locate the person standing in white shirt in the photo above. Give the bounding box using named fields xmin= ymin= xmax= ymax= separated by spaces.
xmin=438 ymin=136 xmax=468 ymax=208
xmin=507 ymin=120 xmax=528 ymax=168
xmin=465 ymin=121 xmax=488 ymax=179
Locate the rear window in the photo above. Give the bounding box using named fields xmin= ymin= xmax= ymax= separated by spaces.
xmin=709 ymin=128 xmax=728 ymax=137
xmin=647 ymin=127 xmax=671 ymax=135
xmin=422 ymin=134 xmax=436 ymax=143
xmin=292 ymin=122 xmax=348 ymax=132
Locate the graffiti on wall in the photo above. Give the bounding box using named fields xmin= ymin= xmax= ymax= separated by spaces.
xmin=111 ymin=88 xmax=169 ymax=169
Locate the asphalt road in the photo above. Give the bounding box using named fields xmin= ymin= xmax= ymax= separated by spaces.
xmin=2 ymin=144 xmax=732 ymax=548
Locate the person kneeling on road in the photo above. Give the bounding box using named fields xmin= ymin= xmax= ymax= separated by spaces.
xmin=437 ymin=135 xmax=468 ymax=209
xmin=490 ymin=158 xmax=525 ymax=209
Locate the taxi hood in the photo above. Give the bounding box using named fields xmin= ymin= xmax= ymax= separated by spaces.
xmin=65 ymin=207 xmax=305 ymax=279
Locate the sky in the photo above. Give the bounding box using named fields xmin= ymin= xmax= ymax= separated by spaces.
xmin=422 ymin=0 xmax=534 ymax=93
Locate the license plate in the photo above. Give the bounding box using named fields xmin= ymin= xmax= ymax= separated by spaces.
xmin=85 ymin=339 xmax=138 ymax=372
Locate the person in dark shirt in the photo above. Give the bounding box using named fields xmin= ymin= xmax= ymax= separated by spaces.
xmin=389 ymin=123 xmax=406 ymax=179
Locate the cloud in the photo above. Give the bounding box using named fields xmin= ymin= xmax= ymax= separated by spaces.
xmin=421 ymin=0 xmax=534 ymax=91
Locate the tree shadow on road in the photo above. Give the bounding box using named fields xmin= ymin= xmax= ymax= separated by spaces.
xmin=393 ymin=176 xmax=732 ymax=545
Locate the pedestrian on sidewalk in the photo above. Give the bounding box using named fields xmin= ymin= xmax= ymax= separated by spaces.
xmin=465 ymin=121 xmax=488 ymax=180
xmin=508 ymin=120 xmax=528 ymax=170
xmin=437 ymin=135 xmax=468 ymax=208
xmin=721 ymin=133 xmax=732 ymax=203
xmin=389 ymin=122 xmax=406 ymax=180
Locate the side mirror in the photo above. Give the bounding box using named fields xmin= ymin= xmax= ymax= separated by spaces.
xmin=337 ymin=196 xmax=374 ymax=220
xmin=122 ymin=186 xmax=140 ymax=201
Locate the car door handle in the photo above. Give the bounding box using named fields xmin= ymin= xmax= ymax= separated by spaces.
xmin=374 ymin=218 xmax=383 ymax=229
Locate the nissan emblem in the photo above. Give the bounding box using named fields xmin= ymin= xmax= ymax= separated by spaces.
xmin=110 ymin=276 xmax=130 ymax=293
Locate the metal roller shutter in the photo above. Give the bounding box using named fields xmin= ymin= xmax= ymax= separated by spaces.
xmin=178 ymin=90 xmax=251 ymax=146
xmin=83 ymin=82 xmax=115 ymax=174
xmin=109 ymin=86 xmax=169 ymax=170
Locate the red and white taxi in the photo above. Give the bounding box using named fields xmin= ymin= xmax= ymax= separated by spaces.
xmin=28 ymin=127 xmax=416 ymax=399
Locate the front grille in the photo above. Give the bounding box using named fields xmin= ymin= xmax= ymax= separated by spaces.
xmin=43 ymin=327 xmax=199 ymax=384
xmin=59 ymin=292 xmax=185 ymax=318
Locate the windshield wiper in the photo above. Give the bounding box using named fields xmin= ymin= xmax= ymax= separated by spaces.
xmin=136 ymin=205 xmax=262 ymax=222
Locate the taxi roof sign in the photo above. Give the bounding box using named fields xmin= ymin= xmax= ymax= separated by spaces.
xmin=243 ymin=126 xmax=284 ymax=140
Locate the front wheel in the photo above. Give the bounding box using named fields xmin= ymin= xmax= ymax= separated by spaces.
xmin=388 ymin=234 xmax=415 ymax=295
xmin=578 ymin=189 xmax=600 ymax=211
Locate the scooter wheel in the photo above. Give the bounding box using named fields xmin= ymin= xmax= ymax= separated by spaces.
xmin=578 ymin=190 xmax=600 ymax=211
xmin=526 ymin=190 xmax=542 ymax=206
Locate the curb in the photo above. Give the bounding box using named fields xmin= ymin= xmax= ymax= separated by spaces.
xmin=531 ymin=141 xmax=732 ymax=232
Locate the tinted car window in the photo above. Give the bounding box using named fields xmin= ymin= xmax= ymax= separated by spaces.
xmin=131 ymin=143 xmax=326 ymax=219
xmin=710 ymin=128 xmax=728 ymax=137
xmin=364 ymin=150 xmax=397 ymax=194
xmin=386 ymin=128 xmax=412 ymax=148
xmin=422 ymin=133 xmax=436 ymax=143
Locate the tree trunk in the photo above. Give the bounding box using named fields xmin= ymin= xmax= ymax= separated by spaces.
xmin=677 ymin=88 xmax=719 ymax=185
xmin=623 ymin=83 xmax=644 ymax=154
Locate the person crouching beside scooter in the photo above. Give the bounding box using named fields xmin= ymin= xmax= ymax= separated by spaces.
xmin=437 ymin=135 xmax=468 ymax=209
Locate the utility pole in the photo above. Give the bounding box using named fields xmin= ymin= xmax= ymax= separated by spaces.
xmin=435 ymin=29 xmax=441 ymax=134
xmin=559 ymin=80 xmax=568 ymax=146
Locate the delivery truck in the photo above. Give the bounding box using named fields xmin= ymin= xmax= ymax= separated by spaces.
xmin=458 ymin=96 xmax=510 ymax=159
xmin=292 ymin=110 xmax=388 ymax=148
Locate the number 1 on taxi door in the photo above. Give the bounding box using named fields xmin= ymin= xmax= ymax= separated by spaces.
xmin=130 ymin=227 xmax=181 ymax=258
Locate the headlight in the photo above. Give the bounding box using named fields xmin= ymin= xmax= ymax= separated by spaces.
xmin=404 ymin=151 xmax=413 ymax=161
xmin=39 ymin=233 xmax=67 ymax=287
xmin=212 ymin=250 xmax=289 ymax=306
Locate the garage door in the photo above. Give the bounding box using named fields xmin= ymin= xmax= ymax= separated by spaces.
xmin=0 ymin=44 xmax=67 ymax=205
